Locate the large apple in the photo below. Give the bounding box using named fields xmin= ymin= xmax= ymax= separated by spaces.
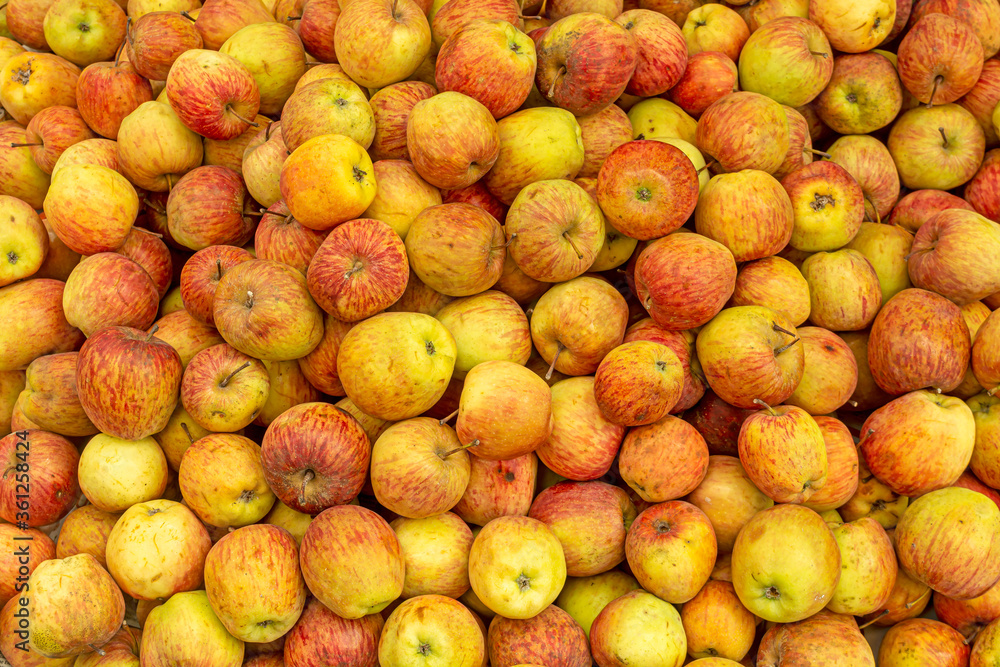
xmin=334 ymin=0 xmax=431 ymax=89
xmin=116 ymin=101 xmax=204 ymax=192
xmin=166 ymin=165 xmax=257 ymax=251
xmin=738 ymin=16 xmax=833 ymax=107
xmin=178 ymin=433 xmax=275 ymax=528
xmin=758 ymin=610 xmax=875 ymax=666
xmin=63 ymin=253 xmax=159 ymax=337
xmin=126 ymin=9 xmax=204 ymax=81
xmin=166 ymin=48 xmax=261 ymax=141
xmin=452 ymin=452 xmax=538 ymax=526
xmin=887 ymin=103 xmax=985 ymax=192
xmin=0 ymin=430 xmax=79 ymax=527
xmin=589 ymin=590 xmax=686 ymax=667
xmin=908 ymin=208 xmax=1000 ymax=305
xmin=78 ymin=433 xmax=169 ymax=512
xmin=695 ymin=91 xmax=790 ymax=174
xmin=686 ymin=455 xmax=773 ymax=553
xmin=141 ymin=590 xmax=244 ymax=666
xmin=42 ymin=163 xmax=138 ymax=256
xmin=378 ymin=595 xmax=485 ymax=667
xmin=696 ymin=169 xmax=794 ymax=262
xmin=619 ymin=414 xmax=709 ymax=503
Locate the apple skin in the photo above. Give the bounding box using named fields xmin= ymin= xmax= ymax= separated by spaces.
xmin=808 ymin=0 xmax=894 ymax=52
xmin=973 ymin=618 xmax=1000 ymax=665
xmin=908 ymin=208 xmax=1000 ymax=306
xmin=24 ymin=553 xmax=125 ymax=659
xmin=452 ymin=452 xmax=537 ymax=526
xmin=140 ymin=590 xmax=244 ymax=667
xmin=487 ymin=605 xmax=590 ymax=667
xmin=668 ymin=51 xmax=738 ymax=119
xmin=685 ymin=455 xmax=774 ymax=553
xmin=181 ymin=343 xmax=270 ymax=432
xmin=391 ymin=511 xmax=473 ymax=600
xmin=888 ymin=188 xmax=975 ymax=233
xmin=166 ymin=165 xmax=257 ymax=251
xmin=826 ymin=516 xmax=897 ymax=616
xmin=126 ymin=10 xmax=204 ymax=81
xmin=75 ymin=58 xmax=153 ymax=142
xmin=334 ymin=0 xmax=431 ymax=89
xmin=888 ymin=103 xmax=986 ymax=192
xmin=738 ymin=403 xmax=828 ymax=505
xmin=845 ymin=220 xmax=915 ymax=307
xmin=826 ymin=133 xmax=900 ymax=224
xmin=369 ymin=81 xmax=437 ymax=162
xmin=63 ymin=253 xmax=160 ymax=337
xmin=0 ymin=121 xmax=52 ymax=210
xmin=204 ymin=524 xmax=307 ymax=643
xmin=781 ymin=160 xmax=865 ymax=252
xmin=116 ymin=227 xmax=172 ymax=299
xmin=22 ymin=105 xmax=95 ymax=174
xmin=935 ymin=576 xmax=1000 ymax=639
xmin=635 ymin=232 xmax=737 ymax=331
xmin=0 ymin=195 xmax=47 ymax=289
xmin=243 ymin=125 xmax=289 ymax=209
xmin=255 ymin=202 xmax=328 ymax=275
xmin=294 ymin=315 xmax=353 ymax=397
xmin=696 ymin=305 xmax=804 ymax=409
xmin=148 ymin=310 xmax=225 ymax=371
xmin=695 ymin=91 xmax=790 ymax=175
xmin=528 ymin=481 xmax=637 ymax=577
xmin=282 ymin=598 xmax=383 ymax=667
xmin=299 ymin=505 xmax=405 ymax=619
xmin=593 ymin=340 xmax=683 ymax=427
xmin=43 ymin=163 xmax=139 ymax=256
xmin=878 ymin=617 xmax=970 ymax=667
xmin=76 ymin=325 xmax=182 ymax=441
xmin=800 ymin=249 xmax=882 ymax=332
xmin=695 ymin=169 xmax=794 ymax=262
xmin=681 ymin=579 xmax=756 ymax=661
xmin=974 ymin=311 xmax=1000 ymax=394
xmin=737 ymin=16 xmax=833 ymax=108
xmin=966 ymin=149 xmax=1000 ymax=224
xmin=115 ymin=101 xmax=204 ymax=193
xmin=623 ymin=319 xmax=705 ymax=412
xmin=867 ymin=288 xmax=971 ymax=395
xmin=78 ymin=433 xmax=169 ymax=512
xmin=281 ymin=77 xmax=374 ymax=154
xmin=896 ymin=487 xmax=1000 ymax=600
xmin=433 ymin=290 xmax=530 ymax=379
xmin=0 ymin=52 xmax=80 ymax=127
xmin=859 ymin=563 xmax=932 ymax=628
xmin=73 ymin=625 xmax=142 ymax=666
xmin=589 ymin=589 xmax=686 ymax=667
xmin=802 ymin=416 xmax=859 ymax=512
xmin=813 ymin=52 xmax=903 ymax=135
xmin=53 ymin=503 xmax=116 ymax=567
xmin=166 ymin=48 xmax=261 ymax=141
xmin=729 ymin=256 xmax=811 ymax=328
xmin=960 ymin=60 xmax=1000 ymax=146
xmin=758 ymin=610 xmax=875 ymax=666
xmin=681 ymin=4 xmax=747 ymax=62
xmin=378 ymin=594 xmax=485 ymax=667
xmin=213 ymin=258 xmax=325 ymax=362
xmin=619 ymin=414 xmax=709 ymax=503
xmin=731 ymin=503 xmax=841 ymax=623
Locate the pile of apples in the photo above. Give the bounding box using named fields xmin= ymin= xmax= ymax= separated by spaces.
xmin=2 ymin=0 xmax=1000 ymax=662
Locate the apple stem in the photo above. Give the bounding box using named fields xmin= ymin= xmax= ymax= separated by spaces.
xmin=143 ymin=197 xmax=166 ymax=214
xmin=88 ymin=645 xmax=106 ymax=656
xmin=988 ymin=387 xmax=997 ymax=396
xmin=847 ymin=400 xmax=858 ymax=407
xmin=562 ymin=231 xmax=584 ymax=259
xmin=809 ymin=51 xmax=829 ymax=58
xmin=752 ymin=398 xmax=777 ymax=416
xmin=265 ymin=121 xmax=275 ymax=141
xmin=439 ymin=409 xmax=459 ymax=426
xmin=698 ymin=161 xmax=716 ymax=174
xmin=145 ymin=323 xmax=159 ymax=343
xmin=441 ymin=439 xmax=479 ymax=458
xmin=857 ymin=610 xmax=888 ymax=629
xmin=285 ymin=13 xmax=301 ymax=19
xmin=226 ymin=106 xmax=259 ymax=128
xmin=114 ymin=31 xmax=127 ymax=67
xmin=180 ymin=10 xmax=195 ymax=21
xmin=804 ymin=148 xmax=831 ymax=159
xmin=545 ymin=342 xmax=564 ymax=381
xmin=125 ymin=15 xmax=134 ymax=49
xmin=9 ymin=142 xmax=41 ymax=148
xmin=771 ymin=322 xmax=795 ymax=337
xmin=219 ymin=361 xmax=251 ymax=388
xmin=906 ymin=587 xmax=931 ymax=609
xmin=243 ymin=208 xmax=265 ymax=218
xmin=216 ymin=259 xmax=223 ymax=281
xmin=180 ymin=421 xmax=195 ymax=445
xmin=965 ymin=626 xmax=983 ymax=645
xmin=926 ymin=75 xmax=943 ymax=109
xmin=494 ymin=233 xmax=516 ymax=250
xmin=938 ymin=126 xmax=948 ymax=148
xmin=547 ymin=66 xmax=566 ymax=100
xmin=773 ymin=337 xmax=800 ymax=355
xmin=300 ymin=469 xmax=314 ymax=505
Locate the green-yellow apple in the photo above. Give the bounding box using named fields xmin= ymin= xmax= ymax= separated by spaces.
xmin=685 ymin=455 xmax=774 ymax=553
xmin=738 ymin=16 xmax=833 ymax=107
xmin=334 ymin=0 xmax=430 ymax=89
xmin=483 ymin=106 xmax=584 ymax=205
xmin=618 ymin=414 xmax=709 ymax=502
xmin=337 ymin=311 xmax=456 ymax=421
xmin=728 ymin=256 xmax=811 ymax=327
xmin=528 ymin=480 xmax=636 ymax=577
xmin=26 ymin=553 xmax=125 ymax=658
xmin=262 ymin=500 xmax=312 ymax=546
xmin=42 ymin=0 xmax=126 ymax=67
xmin=53 ymin=504 xmax=117 ymax=567
xmin=220 ymin=22 xmax=305 ymax=117
xmin=877 ymin=617 xmax=970 ymax=667
xmin=758 ymin=610 xmax=875 ymax=665
xmin=554 ymin=571 xmax=640 ymax=640
xmin=0 ymin=52 xmax=80 ymax=127
xmin=895 ymin=487 xmax=1000 ymax=600
xmin=204 ymin=524 xmax=306 ymax=643
xmin=391 ymin=511 xmax=473 ymax=599
xmin=974 ymin=617 xmax=1000 ymax=665
xmin=280 ymin=77 xmax=374 ymax=153
xmin=78 ymin=433 xmax=169 ymax=512
xmin=141 ymin=590 xmax=244 ymax=666
xmin=695 ymin=169 xmax=793 ymax=262
xmin=695 ymin=91 xmax=790 ymax=174
xmin=731 ymin=503 xmax=841 ymax=622
xmin=434 ymin=290 xmax=531 ymax=379
xmin=42 ymin=163 xmax=138 ymax=255
xmin=809 ymin=0 xmax=894 ymax=52
xmin=242 ymin=123 xmax=288 ymax=209
xmin=860 ymin=389 xmax=975 ymax=497
xmin=844 ymin=220 xmax=914 ymax=305
xmin=104 ymin=498 xmax=211 ymax=600
xmin=0 ymin=195 xmax=47 ymax=287
xmin=784 ymin=327 xmax=858 ymax=415
xmin=681 ymin=3 xmax=747 ymax=62
xmin=153 ymin=401 xmax=212 ymax=471
xmin=378 ymin=594 xmax=485 ymax=667
xmin=487 ymin=604 xmax=590 ymax=667
xmin=589 ymin=589 xmax=686 ymax=667
xmin=361 ymin=159 xmax=442 ymax=240
xmin=452 ymin=452 xmax=538 ymax=526
xmin=628 ymin=97 xmax=698 ymax=144
xmin=625 ymin=500 xmax=717 ymax=604
xmin=969 ymin=392 xmax=1000 ymax=489
xmin=888 ymin=104 xmax=985 ymax=191
xmin=468 ymin=515 xmax=566 ymax=619
xmin=0 ymin=121 xmax=52 ymax=210
xmin=813 ymin=52 xmax=903 ymax=135
xmin=827 ymin=515 xmax=898 ymax=616
xmin=859 ymin=564 xmax=931 ymax=628
xmin=299 ymin=505 xmax=405 ymax=618
xmin=253 ymin=358 xmax=319 ymax=427
xmin=800 ymin=249 xmax=882 ymax=331
xmin=839 ymin=453 xmax=909 ymax=529
xmin=178 ymin=433 xmax=275 ymax=528
xmin=681 ymin=580 xmax=757 ymax=661
xmin=370 ymin=417 xmax=471 ymax=519
xmin=455 ymin=360 xmax=553 ymax=461
xmin=781 ymin=160 xmax=865 ymax=252
xmin=116 ymin=101 xmax=204 ymax=192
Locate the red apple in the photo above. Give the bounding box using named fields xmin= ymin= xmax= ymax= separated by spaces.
xmin=908 ymin=208 xmax=1000 ymax=305
xmin=166 ymin=48 xmax=261 ymax=141
xmin=668 ymin=50 xmax=738 ymax=118
xmin=696 ymin=168 xmax=794 ymax=261
xmin=0 ymin=429 xmax=80 ymax=527
xmin=619 ymin=414 xmax=709 ymax=503
xmin=20 ymin=351 xmax=97 ymax=437
xmin=126 ymin=10 xmax=204 ymax=81
xmin=63 ymin=253 xmax=160 ymax=337
xmin=255 ymin=201 xmax=328 ymax=274
xmin=0 ymin=278 xmax=85 ymax=372
xmin=179 ymin=244 xmax=254 ymax=327
xmin=966 ymin=149 xmax=1000 ymax=222
xmin=898 ymin=13 xmax=983 ymax=105
xmin=76 ymin=58 xmax=154 ymax=141
xmin=696 ymin=91 xmax=790 ymax=174
xmin=166 ymin=165 xmax=257 ymax=251
xmin=334 ymin=0 xmax=431 ymax=89
xmin=282 ymin=598 xmax=382 ymax=667
xmin=452 ymin=452 xmax=537 ymax=526
xmin=368 ymin=80 xmax=437 ymax=162
xmin=616 ymin=8 xmax=687 ymax=97
xmin=21 ymin=105 xmax=95 ymax=174
xmin=487 ymin=605 xmax=590 ymax=667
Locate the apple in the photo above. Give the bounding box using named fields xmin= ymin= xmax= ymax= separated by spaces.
xmin=42 ymin=0 xmax=125 ymax=68
xmin=681 ymin=4 xmax=747 ymax=62
xmin=433 ymin=290 xmax=530 ymax=378
xmin=809 ymin=0 xmax=894 ymax=52
xmin=179 ymin=244 xmax=253 ymax=327
xmin=878 ymin=617 xmax=971 ymax=667
xmin=839 ymin=451 xmax=910 ymax=529
xmin=681 ymin=580 xmax=757 ymax=661
xmin=800 ymin=249 xmax=882 ymax=332
xmin=141 ymin=590 xmax=244 ymax=666
xmin=368 ymin=80 xmax=437 ymax=162
xmin=668 ymin=51 xmax=738 ymax=118
xmin=802 ymin=416 xmax=860 ymax=512
xmin=191 ymin=0 xmax=274 ymax=50
xmin=695 ymin=91 xmax=790 ymax=174
xmin=895 ymin=487 xmax=1000 ymax=600
xmin=826 ymin=133 xmax=900 ymax=223
xmin=204 ymin=524 xmax=306 ymax=643
xmin=696 ymin=169 xmax=794 ymax=262
xmin=738 ymin=402 xmax=828 ymax=504
xmin=592 ymin=340 xmax=682 ymax=427
xmin=506 ymin=179 xmax=605 ymax=282
xmin=696 ymin=305 xmax=804 ymax=409
xmin=537 ymin=376 xmax=624 ymax=481
xmin=452 ymin=452 xmax=537 ymax=526
xmin=295 ymin=0 xmax=339 ymax=61
xmin=294 ymin=315 xmax=353 ymax=397
xmin=728 ymin=256 xmax=810 ymax=327
xmin=254 ymin=204 xmax=328 ymax=275
xmin=867 ymin=288 xmax=971 ymax=395
xmin=0 ymin=195 xmax=47 ymax=289
xmin=589 ymin=590 xmax=686 ymax=667
xmin=179 ymin=433 xmax=275 ymax=528
xmin=887 ymin=103 xmax=986 ymax=191
xmin=469 ymin=515 xmax=566 ymax=619
xmin=960 ymin=59 xmax=1000 ymax=146
xmin=20 ymin=105 xmax=95 ymax=175
xmin=166 ymin=48 xmax=261 ymax=141
xmin=859 ymin=563 xmax=932 ymax=628
xmin=147 ymin=311 xmax=225 ymax=371
xmin=909 ymin=208 xmax=1000 ymax=305
xmin=813 ymin=52 xmax=903 ymax=135
xmin=280 ymin=133 xmax=378 ymax=231
xmin=19 ymin=352 xmax=97 ymax=437
xmin=78 ymin=433 xmax=169 ymax=512
xmin=781 ymin=160 xmax=865 ymax=252
xmin=53 ymin=503 xmax=117 ymax=567
xmin=167 ymin=166 xmax=257 ymax=251
xmin=280 ymin=77 xmax=373 ymax=153
xmin=0 ymin=52 xmax=80 ymax=127
xmin=739 ymin=17 xmax=833 ymax=108
xmin=554 ymin=571 xmax=639 ymax=640
xmin=575 ymin=98 xmax=633 ymax=180
xmin=4 ymin=0 xmax=56 ymax=51
xmin=482 ymin=106 xmax=585 ymax=205
xmin=76 ymin=325 xmax=183 ymax=441
xmin=487 ymin=605 xmax=590 ymax=666
xmin=126 ymin=10 xmax=204 ymax=81
xmin=898 ymin=13 xmax=983 ymax=105
xmin=74 ymin=625 xmax=141 ymax=667
xmin=615 ymin=8 xmax=686 ymax=98
xmin=299 ymin=504 xmax=405 ymax=618
xmin=844 ymin=220 xmax=914 ymax=306
xmin=534 ymin=12 xmax=637 ymax=116
xmin=63 ymin=253 xmax=160 ymax=337
xmin=628 ymin=97 xmax=698 ymax=145
xmin=618 ymin=414 xmax=709 ymax=504
xmin=242 ymin=124 xmax=288 ymax=209
xmin=1 ymin=430 xmax=78 ymax=521
xmin=334 ymin=0 xmax=430 ymax=88
xmin=378 ymin=594 xmax=485 ymax=667
xmin=219 ymin=22 xmax=305 ymax=117
xmin=114 ymin=227 xmax=172 ymax=299
xmin=686 ymin=455 xmax=774 ymax=553
xmin=360 ymin=159 xmax=442 ymax=241
xmin=391 ymin=511 xmax=473 ymax=599
xmin=826 ymin=516 xmax=897 ymax=616
xmin=24 ymin=553 xmax=125 ymax=658
xmin=213 ymin=258 xmax=325 ymax=361
xmin=758 ymin=610 xmax=875 ymax=666
xmin=116 ymin=101 xmax=204 ymax=192
xmin=282 ymin=598 xmax=383 ymax=667
xmin=43 ymin=163 xmax=138 ymax=256
xmin=935 ymin=577 xmax=1000 ymax=639
xmin=887 ymin=188 xmax=975 ymax=233
xmin=974 ymin=312 xmax=1000 ymax=394
xmin=966 ymin=149 xmax=1000 ymax=223
xmin=181 ymin=343 xmax=270 ymax=432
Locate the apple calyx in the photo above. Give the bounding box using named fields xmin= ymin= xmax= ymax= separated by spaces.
xmin=516 ymin=572 xmax=532 ymax=592
xmin=752 ymin=398 xmax=778 ymax=416
xmin=439 ymin=408 xmax=459 ymax=426
xmin=545 ymin=342 xmax=565 ymax=380
xmin=219 ymin=361 xmax=251 ymax=388
xmin=353 ymin=165 xmax=367 ymax=183
xmin=418 ymin=642 xmax=432 ymax=656
xmin=810 ymin=193 xmax=835 ymax=211
xmin=764 ymin=585 xmax=780 ymax=600
xmin=440 ymin=439 xmax=479 ymax=458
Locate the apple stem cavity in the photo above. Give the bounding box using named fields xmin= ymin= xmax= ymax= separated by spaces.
xmin=143 ymin=197 xmax=166 ymax=214
xmin=246 ymin=290 xmax=255 ymax=309
xmin=926 ymin=75 xmax=944 ymax=109
xmin=545 ymin=343 xmax=565 ymax=381
xmin=562 ymin=231 xmax=584 ymax=259
xmin=145 ymin=323 xmax=159 ymax=343
xmin=752 ymin=398 xmax=777 ymax=416
xmin=441 ymin=439 xmax=479 ymax=458
xmin=219 ymin=361 xmax=252 ymax=388
xmin=439 ymin=409 xmax=459 ymax=426
xmin=965 ymin=626 xmax=983 ymax=645
xmin=857 ymin=610 xmax=888 ymax=629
